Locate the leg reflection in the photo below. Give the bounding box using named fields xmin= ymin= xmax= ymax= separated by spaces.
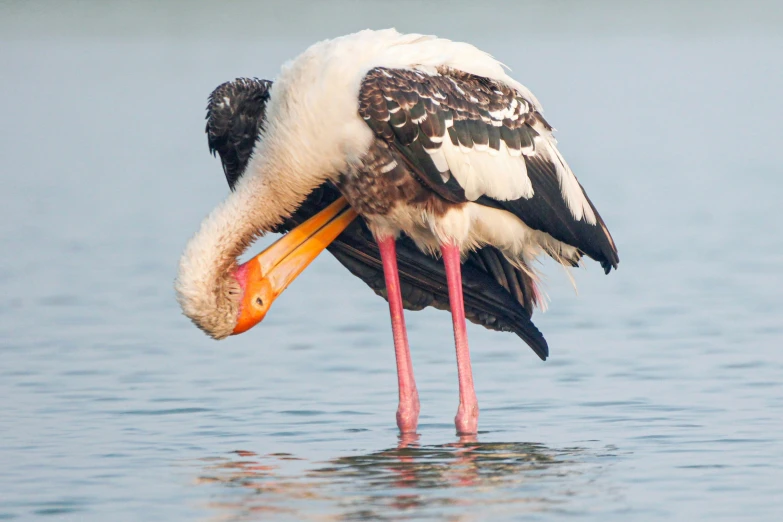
xmin=447 ymin=435 xmax=480 ymax=487
xmin=194 ymin=438 xmax=594 ymax=520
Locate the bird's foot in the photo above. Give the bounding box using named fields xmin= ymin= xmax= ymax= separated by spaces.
xmin=454 ymin=403 xmax=479 ymax=435
xmin=396 ymin=396 xmax=420 ymax=434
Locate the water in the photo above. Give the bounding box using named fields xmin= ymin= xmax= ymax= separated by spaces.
xmin=2 ymin=1 xmax=782 ymax=520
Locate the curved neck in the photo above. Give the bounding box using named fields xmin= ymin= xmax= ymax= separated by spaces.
xmin=175 ymin=148 xmax=333 ymax=327
xmin=174 ymin=161 xmax=297 ymax=338
xmin=179 ymin=163 xmax=290 ymax=286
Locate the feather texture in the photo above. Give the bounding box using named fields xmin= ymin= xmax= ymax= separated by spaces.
xmin=358 ymin=66 xmax=619 ymax=272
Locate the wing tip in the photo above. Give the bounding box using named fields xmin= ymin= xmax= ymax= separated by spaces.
xmin=601 ymin=260 xmax=618 ymax=274
xmin=600 ymin=252 xmax=620 ymax=274
xmin=512 ymin=317 xmax=549 ymax=360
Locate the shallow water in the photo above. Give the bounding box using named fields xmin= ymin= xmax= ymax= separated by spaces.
xmin=2 ymin=1 xmax=783 ymax=520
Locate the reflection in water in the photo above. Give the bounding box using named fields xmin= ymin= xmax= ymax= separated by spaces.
xmin=195 ymin=436 xmax=615 ymax=520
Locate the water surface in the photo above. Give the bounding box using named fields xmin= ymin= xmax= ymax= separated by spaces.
xmin=1 ymin=1 xmax=782 ymax=520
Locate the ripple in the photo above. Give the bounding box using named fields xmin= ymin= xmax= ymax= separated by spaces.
xmin=119 ymin=408 xmax=212 ymax=416
xmin=278 ymin=410 xmax=326 ymax=416
xmin=191 ymin=437 xmax=616 ymax=520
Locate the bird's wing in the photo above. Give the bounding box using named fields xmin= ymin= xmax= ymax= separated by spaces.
xmin=206 ymin=78 xmax=272 ymax=190
xmin=358 ymin=67 xmax=619 ymax=273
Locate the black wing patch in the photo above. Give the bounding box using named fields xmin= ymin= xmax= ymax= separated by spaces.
xmin=359 ymin=67 xmax=619 ymax=272
xmin=479 ymin=158 xmax=619 ymax=273
xmin=206 ymin=78 xmax=272 ymax=190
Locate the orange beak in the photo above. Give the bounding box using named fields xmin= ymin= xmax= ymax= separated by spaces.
xmin=231 ymin=197 xmax=358 ymax=335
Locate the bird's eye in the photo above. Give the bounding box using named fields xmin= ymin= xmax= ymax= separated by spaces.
xmin=255 ymin=297 xmax=264 ymax=307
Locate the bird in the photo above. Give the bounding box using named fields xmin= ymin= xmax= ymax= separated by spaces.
xmin=176 ymin=29 xmax=619 ymax=435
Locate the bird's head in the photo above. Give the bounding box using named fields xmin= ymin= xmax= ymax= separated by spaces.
xmin=228 ymin=259 xmax=274 ymax=335
xmin=174 ymin=257 xmax=260 ymax=340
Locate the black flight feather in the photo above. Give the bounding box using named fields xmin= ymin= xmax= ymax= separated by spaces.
xmin=206 ymin=78 xmax=272 ymax=190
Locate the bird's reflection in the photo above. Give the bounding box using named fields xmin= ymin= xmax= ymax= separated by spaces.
xmin=194 ymin=435 xmax=602 ymax=521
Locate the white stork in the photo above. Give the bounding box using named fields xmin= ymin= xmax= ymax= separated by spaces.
xmin=176 ymin=29 xmax=619 ymax=435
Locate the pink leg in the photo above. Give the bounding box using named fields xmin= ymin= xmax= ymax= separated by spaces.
xmin=441 ymin=242 xmax=479 ymax=435
xmin=377 ymin=236 xmax=420 ymax=433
